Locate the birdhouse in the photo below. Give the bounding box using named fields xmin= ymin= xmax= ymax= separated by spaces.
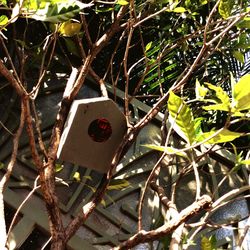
xmin=57 ymin=97 xmax=127 ymax=173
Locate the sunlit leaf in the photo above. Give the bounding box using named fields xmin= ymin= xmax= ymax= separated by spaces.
xmin=145 ymin=42 xmax=152 ymax=52
xmin=55 ymin=163 xmax=64 ymax=172
xmin=240 ymin=159 xmax=250 ymax=165
xmin=0 ymin=0 xmax=7 ymax=5
xmin=59 ymin=21 xmax=81 ymax=36
xmin=24 ymin=0 xmax=93 ymax=23
xmin=107 ymin=179 xmax=130 ymax=190
xmin=0 ymin=15 xmax=8 ymax=26
xmin=195 ymin=79 xmax=208 ymax=100
xmin=196 ymin=128 xmax=242 ymax=144
xmin=203 ymin=103 xmax=230 ymax=111
xmin=203 ymin=82 xmax=230 ymax=111
xmin=233 ymin=74 xmax=250 ymax=111
xmin=73 ymin=171 xmax=81 ymax=182
xmin=116 ymin=0 xmax=129 ymax=5
xmin=201 ymin=235 xmax=216 ymax=250
xmin=173 ymin=7 xmax=186 ymax=13
xmin=199 ymin=0 xmax=207 ymax=5
xmin=95 ymin=7 xmax=113 ymax=13
xmin=219 ymin=0 xmax=234 ymax=19
xmin=168 ymin=91 xmax=196 ymax=145
xmin=142 ymin=144 xmax=188 ymax=158
xmin=201 ymin=236 xmax=211 ymax=250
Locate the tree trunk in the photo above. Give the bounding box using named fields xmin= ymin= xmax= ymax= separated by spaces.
xmin=0 ymin=190 xmax=7 ymax=250
xmin=51 ymin=236 xmax=66 ymax=250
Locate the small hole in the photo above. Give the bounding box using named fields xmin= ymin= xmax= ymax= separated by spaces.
xmin=88 ymin=118 xmax=112 ymax=142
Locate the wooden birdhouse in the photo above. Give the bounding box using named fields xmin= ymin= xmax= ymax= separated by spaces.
xmin=57 ymin=97 xmax=127 ymax=173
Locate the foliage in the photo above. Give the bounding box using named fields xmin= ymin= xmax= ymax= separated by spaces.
xmin=10 ymin=0 xmax=92 ymax=23
xmin=168 ymin=91 xmax=196 ymax=145
xmin=144 ymin=74 xmax=250 ymax=151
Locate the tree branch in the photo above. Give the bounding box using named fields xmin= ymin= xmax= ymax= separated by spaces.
xmin=113 ymin=195 xmax=212 ymax=250
xmin=0 ymin=59 xmax=26 ymax=96
xmin=0 ymin=101 xmax=25 ymax=250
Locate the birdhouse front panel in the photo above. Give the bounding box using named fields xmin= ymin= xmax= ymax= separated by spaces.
xmin=57 ymin=97 xmax=127 ymax=173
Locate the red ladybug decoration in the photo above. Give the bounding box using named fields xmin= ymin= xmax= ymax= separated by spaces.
xmin=88 ymin=118 xmax=112 ymax=142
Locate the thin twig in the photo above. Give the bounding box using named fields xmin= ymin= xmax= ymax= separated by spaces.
xmin=113 ymin=195 xmax=212 ymax=250
xmin=191 ymin=149 xmax=201 ymax=200
xmin=80 ymin=14 xmax=93 ymax=48
xmin=123 ymin=20 xmax=134 ymax=124
xmin=0 ymin=36 xmax=21 ymax=84
xmin=0 ymin=101 xmax=25 ymax=250
xmin=6 ymin=176 xmax=40 ymax=244
xmin=184 ymin=185 xmax=250 ymax=249
xmin=137 ymin=153 xmax=167 ymax=231
xmin=0 ymin=120 xmax=14 ymax=136
xmin=29 ymin=32 xmax=58 ymax=98
xmin=238 ymin=216 xmax=250 ymax=248
xmin=0 ymin=102 xmax=25 ymax=188
xmin=31 ymin=100 xmax=48 ymax=159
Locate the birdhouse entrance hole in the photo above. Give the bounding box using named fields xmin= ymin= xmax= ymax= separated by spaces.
xmin=88 ymin=118 xmax=112 ymax=142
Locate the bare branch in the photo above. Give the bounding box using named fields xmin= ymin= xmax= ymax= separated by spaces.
xmin=0 ymin=101 xmax=25 ymax=250
xmin=0 ymin=59 xmax=26 ymax=96
xmin=113 ymin=195 xmax=212 ymax=250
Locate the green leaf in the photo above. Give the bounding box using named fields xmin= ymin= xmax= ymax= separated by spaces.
xmin=219 ymin=0 xmax=234 ymax=19
xmin=82 ymin=175 xmax=92 ymax=180
xmin=237 ymin=17 xmax=250 ymax=29
xmin=173 ymin=7 xmax=187 ymax=13
xmin=203 ymin=82 xmax=231 ymax=111
xmin=168 ymin=91 xmax=196 ymax=145
xmin=233 ymin=74 xmax=250 ymax=111
xmin=107 ymin=179 xmax=130 ymax=190
xmin=0 ymin=15 xmax=8 ymax=26
xmin=199 ymin=0 xmax=207 ymax=5
xmin=145 ymin=42 xmax=152 ymax=52
xmin=196 ymin=128 xmax=242 ymax=144
xmin=59 ymin=21 xmax=81 ymax=36
xmin=0 ymin=162 xmax=4 ymax=169
xmin=101 ymin=199 xmax=106 ymax=206
xmin=194 ymin=117 xmax=204 ymax=135
xmin=201 ymin=235 xmax=216 ymax=250
xmin=235 ymin=33 xmax=250 ymax=49
xmin=203 ymin=103 xmax=230 ymax=111
xmin=55 ymin=163 xmax=64 ymax=172
xmin=87 ymin=185 xmax=96 ymax=193
xmin=233 ymin=51 xmax=244 ymax=64
xmin=95 ymin=7 xmax=113 ymax=13
xmin=73 ymin=171 xmax=81 ymax=182
xmin=24 ymin=0 xmax=93 ymax=23
xmin=201 ymin=236 xmax=212 ymax=250
xmin=142 ymin=144 xmax=188 ymax=158
xmin=240 ymin=159 xmax=250 ymax=165
xmin=0 ymin=0 xmax=7 ymax=6
xmin=195 ymin=79 xmax=208 ymax=100
xmin=116 ymin=0 xmax=129 ymax=5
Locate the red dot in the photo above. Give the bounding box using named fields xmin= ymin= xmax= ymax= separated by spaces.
xmin=88 ymin=118 xmax=112 ymax=142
